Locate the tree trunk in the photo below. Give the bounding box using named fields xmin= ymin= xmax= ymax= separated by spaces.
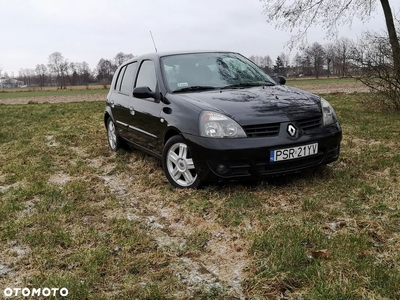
xmin=380 ymin=0 xmax=400 ymax=76
xmin=327 ymin=59 xmax=331 ymax=78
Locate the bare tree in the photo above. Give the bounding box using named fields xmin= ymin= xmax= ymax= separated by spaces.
xmin=260 ymin=0 xmax=400 ymax=111
xmin=293 ymin=52 xmax=303 ymax=76
xmin=259 ymin=0 xmax=400 ymax=76
xmin=69 ymin=62 xmax=78 ymax=86
xmin=281 ymin=52 xmax=292 ymax=76
xmin=353 ymin=31 xmax=400 ymax=110
xmin=335 ymin=37 xmax=355 ymax=77
xmin=77 ymin=61 xmax=92 ymax=87
xmin=96 ymin=58 xmax=117 ymax=87
xmin=35 ymin=64 xmax=47 ymax=88
xmin=324 ymin=43 xmax=337 ymax=78
xmin=264 ymin=55 xmax=273 ymax=69
xmin=261 ymin=55 xmax=273 ymax=73
xmin=279 ymin=52 xmax=290 ymax=69
xmin=306 ymin=42 xmax=326 ymax=78
xmin=250 ymin=55 xmax=264 ymax=67
xmin=48 ymin=52 xmax=69 ymax=89
xmin=18 ymin=68 xmax=36 ymax=86
xmin=114 ymin=52 xmax=134 ymax=67
xmin=298 ymin=51 xmax=313 ymax=76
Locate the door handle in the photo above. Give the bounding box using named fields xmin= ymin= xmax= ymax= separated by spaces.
xmin=129 ymin=106 xmax=135 ymax=115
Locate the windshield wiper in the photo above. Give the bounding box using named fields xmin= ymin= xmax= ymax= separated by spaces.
xmin=173 ymin=86 xmax=216 ymax=93
xmin=221 ymin=82 xmax=275 ymax=89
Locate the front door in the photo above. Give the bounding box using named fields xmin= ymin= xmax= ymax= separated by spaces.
xmin=127 ymin=60 xmax=164 ymax=154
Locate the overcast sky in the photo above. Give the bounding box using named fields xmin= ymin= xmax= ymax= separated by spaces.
xmin=0 ymin=0 xmax=398 ymax=76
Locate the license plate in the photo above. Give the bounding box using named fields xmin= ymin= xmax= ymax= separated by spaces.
xmin=270 ymin=143 xmax=318 ymax=162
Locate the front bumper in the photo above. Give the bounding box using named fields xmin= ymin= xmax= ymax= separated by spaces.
xmin=183 ymin=123 xmax=342 ymax=181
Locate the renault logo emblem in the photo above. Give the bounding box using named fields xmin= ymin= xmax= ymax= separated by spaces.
xmin=287 ymin=124 xmax=297 ymax=137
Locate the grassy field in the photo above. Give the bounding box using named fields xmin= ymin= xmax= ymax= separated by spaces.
xmin=0 ymin=92 xmax=399 ymax=299
xmin=0 ymin=85 xmax=108 ymax=99
xmin=0 ymin=78 xmax=355 ymax=100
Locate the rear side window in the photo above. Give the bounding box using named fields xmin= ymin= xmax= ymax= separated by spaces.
xmin=114 ymin=66 xmax=126 ymax=91
xmin=135 ymin=60 xmax=157 ymax=92
xmin=120 ymin=62 xmax=138 ymax=94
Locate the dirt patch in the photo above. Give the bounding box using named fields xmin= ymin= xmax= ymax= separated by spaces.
xmin=94 ymin=158 xmax=250 ymax=298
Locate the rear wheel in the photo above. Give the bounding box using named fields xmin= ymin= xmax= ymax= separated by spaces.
xmin=106 ymin=118 xmax=122 ymax=151
xmin=163 ymin=136 xmax=202 ymax=189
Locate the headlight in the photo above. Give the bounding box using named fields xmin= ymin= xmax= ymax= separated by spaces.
xmin=199 ymin=111 xmax=247 ymax=138
xmin=321 ymin=98 xmax=338 ymax=126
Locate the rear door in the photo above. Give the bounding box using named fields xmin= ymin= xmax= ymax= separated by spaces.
xmin=111 ymin=62 xmax=138 ymax=140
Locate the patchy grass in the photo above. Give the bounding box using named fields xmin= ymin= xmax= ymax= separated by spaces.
xmin=0 ymin=93 xmax=399 ymax=299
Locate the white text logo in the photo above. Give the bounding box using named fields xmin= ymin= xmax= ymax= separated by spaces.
xmin=3 ymin=287 xmax=68 ymax=297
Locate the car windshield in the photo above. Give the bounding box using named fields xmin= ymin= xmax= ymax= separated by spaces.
xmin=161 ymin=52 xmax=276 ymax=93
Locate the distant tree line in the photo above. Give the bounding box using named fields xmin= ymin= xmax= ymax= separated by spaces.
xmin=6 ymin=52 xmax=135 ymax=89
xmin=1 ymin=38 xmax=359 ymax=88
xmin=250 ymin=37 xmax=360 ymax=79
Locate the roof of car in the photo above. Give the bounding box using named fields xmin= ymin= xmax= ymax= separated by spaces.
xmin=125 ymin=50 xmax=238 ymax=63
xmin=154 ymin=50 xmax=235 ymax=56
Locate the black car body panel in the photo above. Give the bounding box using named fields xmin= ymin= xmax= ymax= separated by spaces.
xmin=182 ymin=124 xmax=341 ymax=180
xmin=104 ymin=51 xmax=342 ymax=187
xmin=170 ymin=86 xmax=322 ymax=124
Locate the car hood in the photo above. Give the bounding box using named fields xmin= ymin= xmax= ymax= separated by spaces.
xmin=170 ymin=85 xmax=322 ymax=126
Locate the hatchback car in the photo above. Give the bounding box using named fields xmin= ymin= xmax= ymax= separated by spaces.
xmin=104 ymin=51 xmax=342 ymax=188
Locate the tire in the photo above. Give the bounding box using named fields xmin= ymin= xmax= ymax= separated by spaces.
xmin=106 ymin=117 xmax=122 ymax=151
xmin=163 ymin=135 xmax=202 ymax=189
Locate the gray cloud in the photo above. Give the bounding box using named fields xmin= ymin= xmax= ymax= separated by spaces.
xmin=0 ymin=0 xmax=396 ymax=76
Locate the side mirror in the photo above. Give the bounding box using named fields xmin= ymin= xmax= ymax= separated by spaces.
xmin=277 ymin=76 xmax=286 ymax=85
xmin=133 ymin=86 xmax=156 ymax=99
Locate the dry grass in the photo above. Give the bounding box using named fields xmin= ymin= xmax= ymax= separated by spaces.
xmin=0 ymin=92 xmax=399 ymax=299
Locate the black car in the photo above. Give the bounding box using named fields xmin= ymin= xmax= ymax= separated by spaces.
xmin=104 ymin=51 xmax=342 ymax=188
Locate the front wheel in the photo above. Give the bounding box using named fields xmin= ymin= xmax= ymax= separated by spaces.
xmin=106 ymin=117 xmax=122 ymax=151
xmin=162 ymin=136 xmax=202 ymax=189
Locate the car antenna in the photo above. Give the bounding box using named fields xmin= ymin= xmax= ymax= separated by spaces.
xmin=150 ymin=31 xmax=158 ymax=52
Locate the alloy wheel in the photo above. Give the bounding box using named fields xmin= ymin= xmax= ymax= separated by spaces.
xmin=165 ymin=140 xmax=199 ymax=188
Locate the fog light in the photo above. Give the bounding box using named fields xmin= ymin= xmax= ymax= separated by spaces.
xmin=216 ymin=164 xmax=229 ymax=174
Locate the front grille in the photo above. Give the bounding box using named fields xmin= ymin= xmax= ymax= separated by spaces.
xmin=242 ymin=116 xmax=321 ymax=138
xmin=242 ymin=123 xmax=280 ymax=138
xmin=297 ymin=116 xmax=322 ymax=131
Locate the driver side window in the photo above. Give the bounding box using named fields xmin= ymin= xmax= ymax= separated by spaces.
xmin=136 ymin=60 xmax=157 ymax=92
